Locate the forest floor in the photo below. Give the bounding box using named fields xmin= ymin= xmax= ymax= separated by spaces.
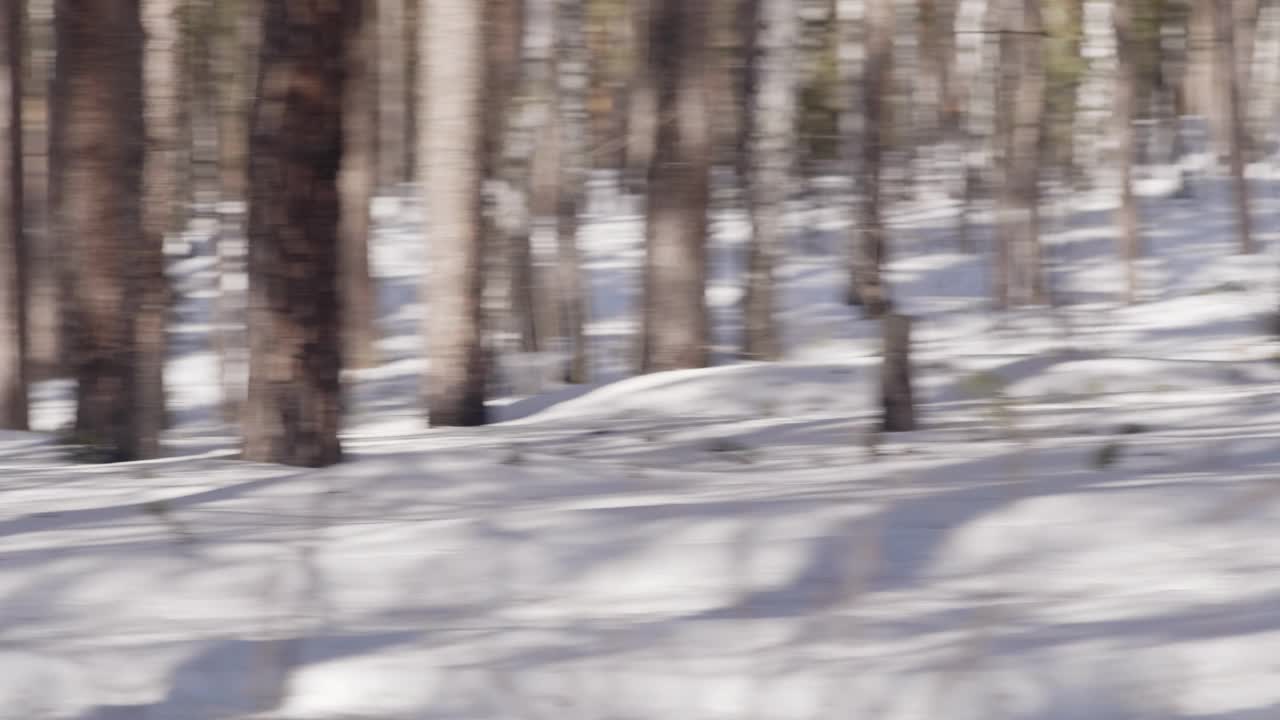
xmin=4 ymin=165 xmax=1280 ymax=718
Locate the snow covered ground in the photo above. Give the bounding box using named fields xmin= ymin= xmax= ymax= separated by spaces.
xmin=5 ymin=165 xmax=1280 ymax=719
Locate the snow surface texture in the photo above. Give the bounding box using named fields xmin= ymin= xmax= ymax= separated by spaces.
xmin=6 ymin=162 xmax=1280 ymax=719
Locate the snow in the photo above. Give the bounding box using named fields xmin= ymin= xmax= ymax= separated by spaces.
xmin=6 ymin=166 xmax=1280 ymax=719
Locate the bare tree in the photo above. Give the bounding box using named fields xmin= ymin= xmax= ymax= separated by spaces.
xmin=1215 ymin=0 xmax=1255 ymax=254
xmin=0 ymin=0 xmax=26 ymax=430
xmin=340 ymin=0 xmax=379 ymax=370
xmin=741 ymin=0 xmax=797 ymax=360
xmin=377 ymin=0 xmax=408 ymax=190
xmin=60 ymin=0 xmax=149 ymax=459
xmin=623 ymin=0 xmax=656 ymax=195
xmin=994 ymin=0 xmax=1046 ymax=308
xmin=1114 ymin=0 xmax=1141 ymax=303
xmin=23 ymin=0 xmax=61 ymax=380
xmin=848 ymin=0 xmax=893 ymax=316
xmin=553 ymin=0 xmax=591 ymax=382
xmin=137 ymin=0 xmax=183 ymax=457
xmin=421 ymin=0 xmax=489 ymax=425
xmin=212 ymin=0 xmax=261 ymax=422
xmin=242 ymin=0 xmax=351 ymax=467
xmin=640 ymin=0 xmax=712 ymax=373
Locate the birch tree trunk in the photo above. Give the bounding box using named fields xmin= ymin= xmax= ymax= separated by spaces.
xmin=422 ymin=0 xmax=489 ymax=425
xmin=741 ymin=0 xmax=797 ymax=361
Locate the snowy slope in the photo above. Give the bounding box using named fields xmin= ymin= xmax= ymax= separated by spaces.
xmin=4 ymin=167 xmax=1280 ymax=719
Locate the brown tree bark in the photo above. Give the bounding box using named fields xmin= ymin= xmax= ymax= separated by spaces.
xmin=1114 ymin=0 xmax=1141 ymax=303
xmin=0 ymin=0 xmax=27 ymax=430
xmin=880 ymin=313 xmax=916 ymax=432
xmin=340 ymin=0 xmax=379 ymax=371
xmin=377 ymin=0 xmax=407 ymax=190
xmin=1216 ymin=0 xmax=1255 ymax=255
xmin=23 ymin=0 xmax=59 ymax=380
xmin=421 ymin=0 xmax=488 ymax=425
xmin=848 ymin=0 xmax=892 ymax=317
xmin=623 ymin=0 xmax=656 ymax=196
xmin=242 ymin=0 xmax=351 ymax=467
xmin=60 ymin=0 xmax=148 ymax=459
xmin=404 ymin=0 xmax=420 ymax=185
xmin=137 ymin=0 xmax=183 ymax=457
xmin=640 ymin=0 xmax=712 ymax=373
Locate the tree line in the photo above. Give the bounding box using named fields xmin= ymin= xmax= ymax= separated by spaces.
xmin=0 ymin=0 xmax=1267 ymax=466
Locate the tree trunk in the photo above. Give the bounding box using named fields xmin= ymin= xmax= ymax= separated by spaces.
xmin=136 ymin=0 xmax=182 ymax=457
xmin=482 ymin=0 xmax=526 ymax=398
xmin=0 ymin=0 xmax=27 ymax=430
xmin=377 ymin=0 xmax=407 ymax=190
xmin=554 ymin=0 xmax=591 ymax=383
xmin=741 ymin=0 xmax=797 ymax=361
xmin=640 ymin=0 xmax=712 ymax=373
xmin=1233 ymin=0 xmax=1259 ymax=160
xmin=880 ymin=313 xmax=916 ymax=432
xmin=1114 ymin=0 xmax=1141 ymax=303
xmin=404 ymin=0 xmax=420 ymax=185
xmin=848 ymin=0 xmax=892 ymax=316
xmin=1216 ymin=0 xmax=1255 ymax=255
xmin=496 ymin=0 xmax=548 ymax=357
xmin=60 ymin=0 xmax=147 ymax=459
xmin=242 ymin=0 xmax=350 ymax=467
xmin=421 ymin=0 xmax=488 ymax=425
xmin=23 ymin=0 xmax=59 ymax=380
xmin=993 ymin=0 xmax=1046 ymax=308
xmin=212 ymin=0 xmax=260 ymax=423
xmin=623 ymin=0 xmax=656 ymax=196
xmin=340 ymin=0 xmax=379 ymax=370
xmin=1013 ymin=0 xmax=1046 ymax=305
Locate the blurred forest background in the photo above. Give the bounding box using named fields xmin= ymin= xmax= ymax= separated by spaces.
xmin=0 ymin=0 xmax=1272 ymax=465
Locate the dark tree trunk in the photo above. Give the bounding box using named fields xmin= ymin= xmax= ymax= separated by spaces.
xmin=640 ymin=0 xmax=712 ymax=373
xmin=403 ymin=0 xmax=419 ymax=185
xmin=421 ymin=0 xmax=488 ymax=426
xmin=880 ymin=313 xmax=916 ymax=432
xmin=0 ymin=0 xmax=27 ymax=430
xmin=60 ymin=0 xmax=147 ymax=459
xmin=340 ymin=0 xmax=379 ymax=370
xmin=23 ymin=0 xmax=60 ymax=380
xmin=241 ymin=0 xmax=350 ymax=467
